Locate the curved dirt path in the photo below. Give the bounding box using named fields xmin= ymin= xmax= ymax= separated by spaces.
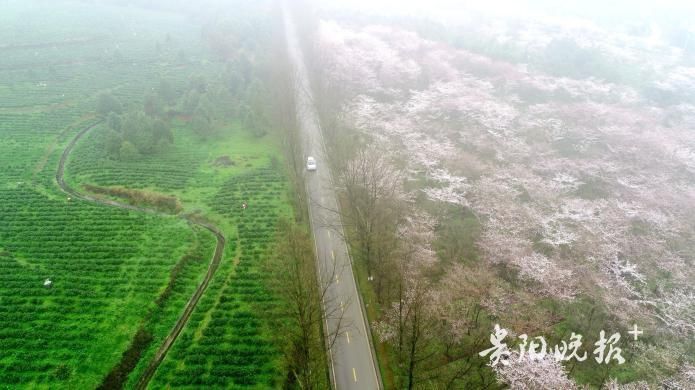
xmin=56 ymin=121 xmax=226 ymax=389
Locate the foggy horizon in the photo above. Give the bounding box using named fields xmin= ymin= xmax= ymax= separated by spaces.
xmin=0 ymin=0 xmax=693 ymax=389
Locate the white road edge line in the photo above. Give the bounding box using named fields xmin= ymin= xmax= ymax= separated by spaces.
xmin=307 ymin=195 xmax=337 ymax=387
xmin=284 ymin=6 xmax=381 ymax=388
xmin=340 ymin=238 xmax=380 ymax=386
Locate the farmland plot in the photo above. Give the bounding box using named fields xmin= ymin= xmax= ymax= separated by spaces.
xmin=0 ymin=1 xmax=224 ymax=388
xmin=0 ymin=187 xmax=201 ymax=388
xmin=149 ymin=167 xmax=289 ymax=388
xmin=2 ymin=0 xmax=297 ymax=387
xmin=67 ymin=121 xmax=293 ymax=388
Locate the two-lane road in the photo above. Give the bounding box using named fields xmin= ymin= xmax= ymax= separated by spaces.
xmin=283 ymin=7 xmax=381 ymax=390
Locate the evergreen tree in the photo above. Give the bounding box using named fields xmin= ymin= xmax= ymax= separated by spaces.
xmin=97 ymin=93 xmax=122 ymax=116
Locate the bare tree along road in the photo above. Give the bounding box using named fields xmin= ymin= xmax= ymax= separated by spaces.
xmin=283 ymin=8 xmax=382 ymax=390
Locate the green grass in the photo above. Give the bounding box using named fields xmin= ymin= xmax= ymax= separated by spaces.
xmin=2 ymin=1 xmax=296 ymax=387
xmin=0 ymin=1 xmax=206 ymax=109
xmin=119 ymin=224 xmax=216 ymax=388
xmin=0 ymin=187 xmax=198 ymax=388
xmin=66 ymin=121 xmax=277 ymax=204
xmin=67 ymin=122 xmax=294 ymax=388
xmin=62 ymin=73 xmax=295 ymax=388
xmin=351 ymin=251 xmax=394 ymax=389
xmin=0 ymin=1 xmax=231 ymax=388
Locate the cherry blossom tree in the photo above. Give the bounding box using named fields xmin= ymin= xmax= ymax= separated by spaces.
xmin=494 ymin=352 xmax=578 ymax=390
xmin=313 ymin=12 xmax=695 ymax=387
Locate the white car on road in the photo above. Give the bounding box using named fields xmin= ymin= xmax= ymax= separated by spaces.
xmin=306 ymin=156 xmax=317 ymax=171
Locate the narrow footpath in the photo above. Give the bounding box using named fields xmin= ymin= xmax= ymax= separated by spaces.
xmin=56 ymin=121 xmax=226 ymax=389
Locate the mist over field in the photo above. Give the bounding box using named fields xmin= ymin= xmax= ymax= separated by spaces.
xmin=0 ymin=0 xmax=693 ymax=389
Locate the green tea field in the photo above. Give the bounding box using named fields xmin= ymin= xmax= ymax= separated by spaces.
xmin=0 ymin=1 xmax=293 ymax=388
xmin=65 ymin=121 xmax=292 ymax=388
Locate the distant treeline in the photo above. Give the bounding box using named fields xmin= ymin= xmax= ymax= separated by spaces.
xmin=97 ymin=72 xmax=269 ymax=161
xmin=73 ymin=0 xmax=272 ymax=21
xmin=93 ymin=0 xmax=273 ymax=161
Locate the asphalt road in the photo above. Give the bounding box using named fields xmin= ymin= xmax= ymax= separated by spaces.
xmin=284 ymin=8 xmax=381 ymax=390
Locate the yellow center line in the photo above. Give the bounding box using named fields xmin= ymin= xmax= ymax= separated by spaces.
xmin=346 ymin=331 xmax=350 ymax=344
xmin=331 ymin=250 xmax=335 ymax=260
xmin=335 ymin=275 xmax=339 ymax=284
xmin=353 ymin=367 xmax=357 ymax=382
xmin=340 ymin=301 xmax=344 ymax=311
xmin=328 ymin=230 xmax=331 ymax=238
